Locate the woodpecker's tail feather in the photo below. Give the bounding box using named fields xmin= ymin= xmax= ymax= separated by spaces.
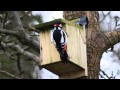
xmin=60 ymin=51 xmax=69 ymax=64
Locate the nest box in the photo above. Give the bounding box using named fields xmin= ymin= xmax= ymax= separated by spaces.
xmin=35 ymin=19 xmax=88 ymax=79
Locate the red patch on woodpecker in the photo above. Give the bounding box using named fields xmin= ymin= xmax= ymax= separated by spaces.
xmin=54 ymin=24 xmax=60 ymax=27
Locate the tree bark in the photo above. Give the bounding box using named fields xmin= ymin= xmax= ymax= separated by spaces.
xmin=63 ymin=11 xmax=120 ymax=79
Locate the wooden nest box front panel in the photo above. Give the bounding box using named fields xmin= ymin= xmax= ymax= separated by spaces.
xmin=35 ymin=19 xmax=87 ymax=79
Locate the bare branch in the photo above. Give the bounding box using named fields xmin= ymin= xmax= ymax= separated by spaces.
xmin=101 ymin=11 xmax=105 ymax=16
xmin=16 ymin=33 xmax=40 ymax=53
xmin=0 ymin=29 xmax=40 ymax=53
xmin=23 ymin=46 xmax=30 ymax=50
xmin=0 ymin=69 xmax=21 ymax=79
xmin=104 ymin=30 xmax=120 ymax=52
xmin=100 ymin=69 xmax=116 ymax=79
xmin=3 ymin=12 xmax=8 ymax=29
xmin=109 ymin=71 xmax=116 ymax=79
xmin=0 ymin=11 xmax=42 ymax=78
xmin=8 ymin=43 xmax=40 ymax=65
xmin=20 ymin=11 xmax=31 ymax=20
xmin=1 ymin=41 xmax=41 ymax=66
xmin=99 ymin=11 xmax=111 ymax=23
xmin=14 ymin=45 xmax=40 ymax=64
xmin=99 ymin=73 xmax=106 ymax=79
xmin=113 ymin=16 xmax=120 ymax=30
xmin=0 ymin=29 xmax=16 ymax=36
xmin=7 ymin=11 xmax=40 ymax=53
xmin=16 ymin=53 xmax=23 ymax=77
xmin=100 ymin=69 xmax=110 ymax=79
xmin=25 ymin=26 xmax=39 ymax=33
xmin=7 ymin=11 xmax=24 ymax=31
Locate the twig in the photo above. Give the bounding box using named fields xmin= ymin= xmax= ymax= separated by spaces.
xmin=100 ymin=69 xmax=116 ymax=79
xmin=114 ymin=16 xmax=120 ymax=30
xmin=100 ymin=69 xmax=110 ymax=79
xmin=99 ymin=73 xmax=106 ymax=79
xmin=16 ymin=53 xmax=23 ymax=77
xmin=0 ymin=69 xmax=21 ymax=79
xmin=20 ymin=11 xmax=31 ymax=20
xmin=99 ymin=11 xmax=111 ymax=23
xmin=26 ymin=26 xmax=39 ymax=33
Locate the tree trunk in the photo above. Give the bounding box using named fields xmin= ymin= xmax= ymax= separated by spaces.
xmin=63 ymin=11 xmax=115 ymax=79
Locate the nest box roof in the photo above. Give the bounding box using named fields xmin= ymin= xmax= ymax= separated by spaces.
xmin=35 ymin=18 xmax=79 ymax=31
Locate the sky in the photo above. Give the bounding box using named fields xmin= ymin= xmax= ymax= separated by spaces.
xmin=32 ymin=11 xmax=63 ymax=22
xmin=32 ymin=11 xmax=120 ymax=79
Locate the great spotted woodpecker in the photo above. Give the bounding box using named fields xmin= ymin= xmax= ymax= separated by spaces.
xmin=51 ymin=23 xmax=69 ymax=64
